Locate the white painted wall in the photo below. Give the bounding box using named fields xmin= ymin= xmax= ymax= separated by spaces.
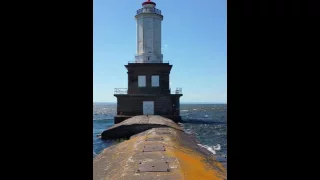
xmin=135 ymin=5 xmax=163 ymax=63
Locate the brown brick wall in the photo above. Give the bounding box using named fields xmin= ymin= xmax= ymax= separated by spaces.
xmin=115 ymin=94 xmax=181 ymax=116
xmin=125 ymin=63 xmax=172 ymax=95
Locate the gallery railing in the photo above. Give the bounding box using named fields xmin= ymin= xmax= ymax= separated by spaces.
xmin=136 ymin=8 xmax=161 ymax=15
xmin=175 ymin=88 xmax=182 ymax=94
xmin=114 ymin=88 xmax=182 ymax=95
xmin=114 ymin=88 xmax=128 ymax=94
xmin=128 ymin=61 xmax=169 ymax=64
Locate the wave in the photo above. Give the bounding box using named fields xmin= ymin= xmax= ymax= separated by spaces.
xmin=197 ymin=144 xmax=221 ymax=154
xmin=180 ymin=119 xmax=226 ymax=124
xmin=184 ymin=128 xmax=193 ymax=134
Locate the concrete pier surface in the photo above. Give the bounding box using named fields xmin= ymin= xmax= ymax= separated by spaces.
xmin=94 ymin=115 xmax=227 ymax=180
xmin=101 ymin=115 xmax=183 ymax=140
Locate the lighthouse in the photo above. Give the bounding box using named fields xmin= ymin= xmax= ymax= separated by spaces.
xmin=135 ymin=0 xmax=163 ymax=63
xmin=114 ymin=0 xmax=183 ymax=124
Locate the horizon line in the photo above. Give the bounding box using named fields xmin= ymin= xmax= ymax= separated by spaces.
xmin=93 ymin=101 xmax=227 ymax=104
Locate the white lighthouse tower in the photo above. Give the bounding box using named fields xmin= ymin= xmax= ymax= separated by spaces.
xmin=113 ymin=0 xmax=183 ymax=124
xmin=135 ymin=0 xmax=163 ymax=63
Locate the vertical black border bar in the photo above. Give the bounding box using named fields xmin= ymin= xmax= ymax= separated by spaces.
xmin=5 ymin=0 xmax=95 ymax=179
xmin=227 ymin=0 xmax=320 ymax=179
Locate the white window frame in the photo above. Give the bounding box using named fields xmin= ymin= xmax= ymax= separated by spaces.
xmin=138 ymin=75 xmax=146 ymax=87
xmin=151 ymin=75 xmax=159 ymax=87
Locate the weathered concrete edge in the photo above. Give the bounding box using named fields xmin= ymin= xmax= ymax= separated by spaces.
xmin=101 ymin=115 xmax=184 ymax=140
xmin=101 ymin=123 xmax=184 ymax=140
xmin=107 ymin=115 xmax=182 ymax=130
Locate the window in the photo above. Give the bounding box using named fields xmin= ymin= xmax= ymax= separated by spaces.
xmin=151 ymin=75 xmax=159 ymax=87
xmin=138 ymin=75 xmax=146 ymax=87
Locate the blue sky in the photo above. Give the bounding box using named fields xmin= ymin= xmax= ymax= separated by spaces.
xmin=93 ymin=0 xmax=226 ymax=103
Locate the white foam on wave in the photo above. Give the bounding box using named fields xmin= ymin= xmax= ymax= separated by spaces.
xmin=193 ymin=109 xmax=197 ymax=111
xmin=214 ymin=144 xmax=221 ymax=151
xmin=185 ymin=129 xmax=193 ymax=134
xmin=181 ymin=110 xmax=189 ymax=112
xmin=197 ymin=144 xmax=221 ymax=154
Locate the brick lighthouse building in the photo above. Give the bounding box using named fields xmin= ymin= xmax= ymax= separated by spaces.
xmin=114 ymin=0 xmax=182 ymax=124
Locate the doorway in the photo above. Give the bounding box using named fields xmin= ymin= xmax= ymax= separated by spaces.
xmin=143 ymin=101 xmax=154 ymax=115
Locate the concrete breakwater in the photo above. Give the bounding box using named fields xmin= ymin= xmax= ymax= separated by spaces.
xmin=93 ymin=115 xmax=227 ymax=180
